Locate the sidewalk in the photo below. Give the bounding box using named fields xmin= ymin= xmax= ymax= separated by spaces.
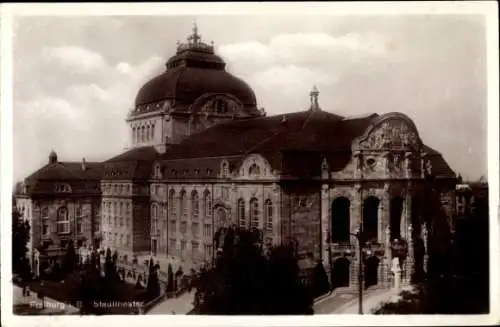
xmin=13 ymin=285 xmax=80 ymax=315
xmin=147 ymin=290 xmax=195 ymax=315
xmin=330 ymin=286 xmax=416 ymax=314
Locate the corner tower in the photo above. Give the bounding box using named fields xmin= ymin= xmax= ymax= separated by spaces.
xmin=126 ymin=23 xmax=262 ymax=153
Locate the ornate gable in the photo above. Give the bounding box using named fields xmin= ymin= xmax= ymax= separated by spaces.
xmin=354 ymin=113 xmax=423 ymax=152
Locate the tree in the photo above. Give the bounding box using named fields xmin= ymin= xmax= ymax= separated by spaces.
xmin=194 ymin=226 xmax=314 ymax=315
xmin=104 ymin=248 xmax=116 ymax=281
xmin=166 ymin=264 xmax=174 ymax=294
xmin=312 ymin=260 xmax=330 ymax=298
xmin=146 ymin=258 xmax=161 ymax=300
xmin=62 ymin=240 xmax=77 ymax=274
xmin=12 ymin=205 xmax=31 ymax=279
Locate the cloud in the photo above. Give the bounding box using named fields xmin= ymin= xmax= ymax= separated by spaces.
xmin=12 ymin=16 xmax=488 ymax=183
xmin=41 ymin=45 xmax=107 ymax=74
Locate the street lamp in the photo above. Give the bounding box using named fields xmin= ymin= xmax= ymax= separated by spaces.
xmin=348 ymin=230 xmax=372 ymax=315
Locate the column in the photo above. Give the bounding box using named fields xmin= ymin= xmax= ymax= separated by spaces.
xmin=350 ymin=184 xmax=362 ymax=290
xmin=321 ymin=184 xmax=330 ymax=270
xmin=401 ymin=186 xmax=412 ymax=240
xmin=404 ymin=151 xmax=412 ymax=179
xmin=404 ymin=225 xmax=415 ymax=285
xmin=422 ymin=222 xmax=429 ymax=273
xmin=383 ymin=226 xmax=392 ymax=287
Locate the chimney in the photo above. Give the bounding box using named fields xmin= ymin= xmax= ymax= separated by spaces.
xmin=82 ymin=157 xmax=87 ymax=171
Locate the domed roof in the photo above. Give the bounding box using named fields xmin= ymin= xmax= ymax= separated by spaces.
xmin=134 ymin=24 xmax=257 ymax=108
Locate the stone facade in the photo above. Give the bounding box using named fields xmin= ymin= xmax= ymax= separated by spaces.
xmin=14 ymin=26 xmax=458 ymax=292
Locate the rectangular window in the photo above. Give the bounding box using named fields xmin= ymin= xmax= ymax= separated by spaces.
xmin=169 ymin=238 xmax=176 ymax=252
xmin=120 ymin=217 xmax=124 ymax=228
xmin=180 ymin=221 xmax=187 ymax=234
xmin=57 ymin=221 xmax=70 ymax=234
xmin=169 ymin=220 xmax=176 ymax=237
xmin=126 ymin=235 xmax=131 ymax=247
xmin=192 ymin=241 xmax=199 ymax=258
xmin=180 ymin=240 xmax=186 ymax=257
xmin=42 ymin=223 xmax=49 ymax=236
xmin=203 ymin=224 xmax=212 ymax=238
xmin=191 ymin=222 xmax=200 ymax=237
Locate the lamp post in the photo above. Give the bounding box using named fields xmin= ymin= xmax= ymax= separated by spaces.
xmin=349 ymin=230 xmax=372 ymax=315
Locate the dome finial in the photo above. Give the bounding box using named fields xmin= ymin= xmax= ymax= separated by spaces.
xmin=49 ymin=149 xmax=58 ymax=164
xmin=188 ymin=21 xmax=201 ymax=45
xmin=309 ymin=85 xmax=320 ymax=111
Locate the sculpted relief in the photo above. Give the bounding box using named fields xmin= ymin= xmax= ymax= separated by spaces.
xmin=358 ymin=119 xmax=420 ymax=151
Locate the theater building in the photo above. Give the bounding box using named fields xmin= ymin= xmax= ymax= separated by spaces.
xmin=15 ymin=25 xmax=457 ymax=289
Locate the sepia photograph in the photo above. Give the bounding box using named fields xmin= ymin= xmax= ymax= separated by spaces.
xmin=1 ymin=2 xmax=499 ymax=326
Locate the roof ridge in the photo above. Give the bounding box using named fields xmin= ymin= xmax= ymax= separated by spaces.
xmin=242 ymin=123 xmax=286 ymax=156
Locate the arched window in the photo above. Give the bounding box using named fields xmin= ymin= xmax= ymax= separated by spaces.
xmin=141 ymin=126 xmax=146 ymax=142
xmin=363 ymin=197 xmax=380 ymax=243
xmin=132 ymin=127 xmax=136 ymax=144
xmin=41 ymin=207 xmax=49 ymax=219
xmin=250 ymin=198 xmax=259 ymax=229
xmin=390 ymin=196 xmax=404 ymax=240
xmin=57 ymin=207 xmax=69 ymax=234
xmin=204 ymin=190 xmax=212 ymax=217
xmin=331 ymin=197 xmax=351 ymax=244
xmin=179 ymin=190 xmax=187 ymax=218
xmin=76 ymin=206 xmax=83 ymax=234
xmin=151 ymin=203 xmax=159 ymax=237
xmin=145 ymin=125 xmax=150 ymax=141
xmin=249 ymin=163 xmax=261 ymax=176
xmin=136 ymin=127 xmax=140 ymax=144
xmin=264 ymin=199 xmax=273 ymax=230
xmin=237 ymin=198 xmax=246 ymax=228
xmin=169 ymin=190 xmax=176 ymax=217
xmin=191 ymin=191 xmax=200 ymax=219
xmin=221 ymin=161 xmax=229 ymax=178
xmin=151 ymin=124 xmax=155 ymax=140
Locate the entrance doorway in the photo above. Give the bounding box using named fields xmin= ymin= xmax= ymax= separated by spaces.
xmin=364 ymin=256 xmax=380 ymax=289
xmin=331 ymin=257 xmax=350 ymax=289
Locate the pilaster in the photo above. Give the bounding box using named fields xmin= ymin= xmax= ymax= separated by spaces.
xmin=321 ymin=184 xmax=330 ymax=269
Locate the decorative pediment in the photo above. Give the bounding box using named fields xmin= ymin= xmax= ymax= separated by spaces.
xmin=192 ymin=93 xmax=244 ymax=116
xmin=355 ymin=114 xmax=423 ymax=151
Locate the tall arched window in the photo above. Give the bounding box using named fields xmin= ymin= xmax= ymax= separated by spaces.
xmin=41 ymin=207 xmax=49 ymax=235
xmin=151 ymin=203 xmax=159 ymax=237
xmin=141 ymin=126 xmax=146 ymax=142
xmin=179 ymin=190 xmax=187 ymax=218
xmin=57 ymin=207 xmax=69 ymax=234
xmin=390 ymin=196 xmax=404 ymax=240
xmin=136 ymin=127 xmax=140 ymax=144
xmin=169 ymin=189 xmax=176 ymax=217
xmin=151 ymin=124 xmax=155 ymax=140
xmin=331 ymin=197 xmax=351 ymax=244
xmin=264 ymin=199 xmax=273 ymax=230
xmin=237 ymin=198 xmax=246 ymax=228
xmin=76 ymin=205 xmax=83 ymax=234
xmin=363 ymin=197 xmax=380 ymax=243
xmin=191 ymin=191 xmax=200 ymax=219
xmin=132 ymin=127 xmax=136 ymax=144
xmin=250 ymin=198 xmax=259 ymax=229
xmin=204 ymin=190 xmax=212 ymax=217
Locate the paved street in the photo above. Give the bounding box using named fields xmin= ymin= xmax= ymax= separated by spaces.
xmin=314 ymin=287 xmax=395 ymax=314
xmin=147 ymin=291 xmax=195 ymax=314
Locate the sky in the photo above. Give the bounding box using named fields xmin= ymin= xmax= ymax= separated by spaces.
xmin=12 ymin=14 xmax=488 ymax=183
